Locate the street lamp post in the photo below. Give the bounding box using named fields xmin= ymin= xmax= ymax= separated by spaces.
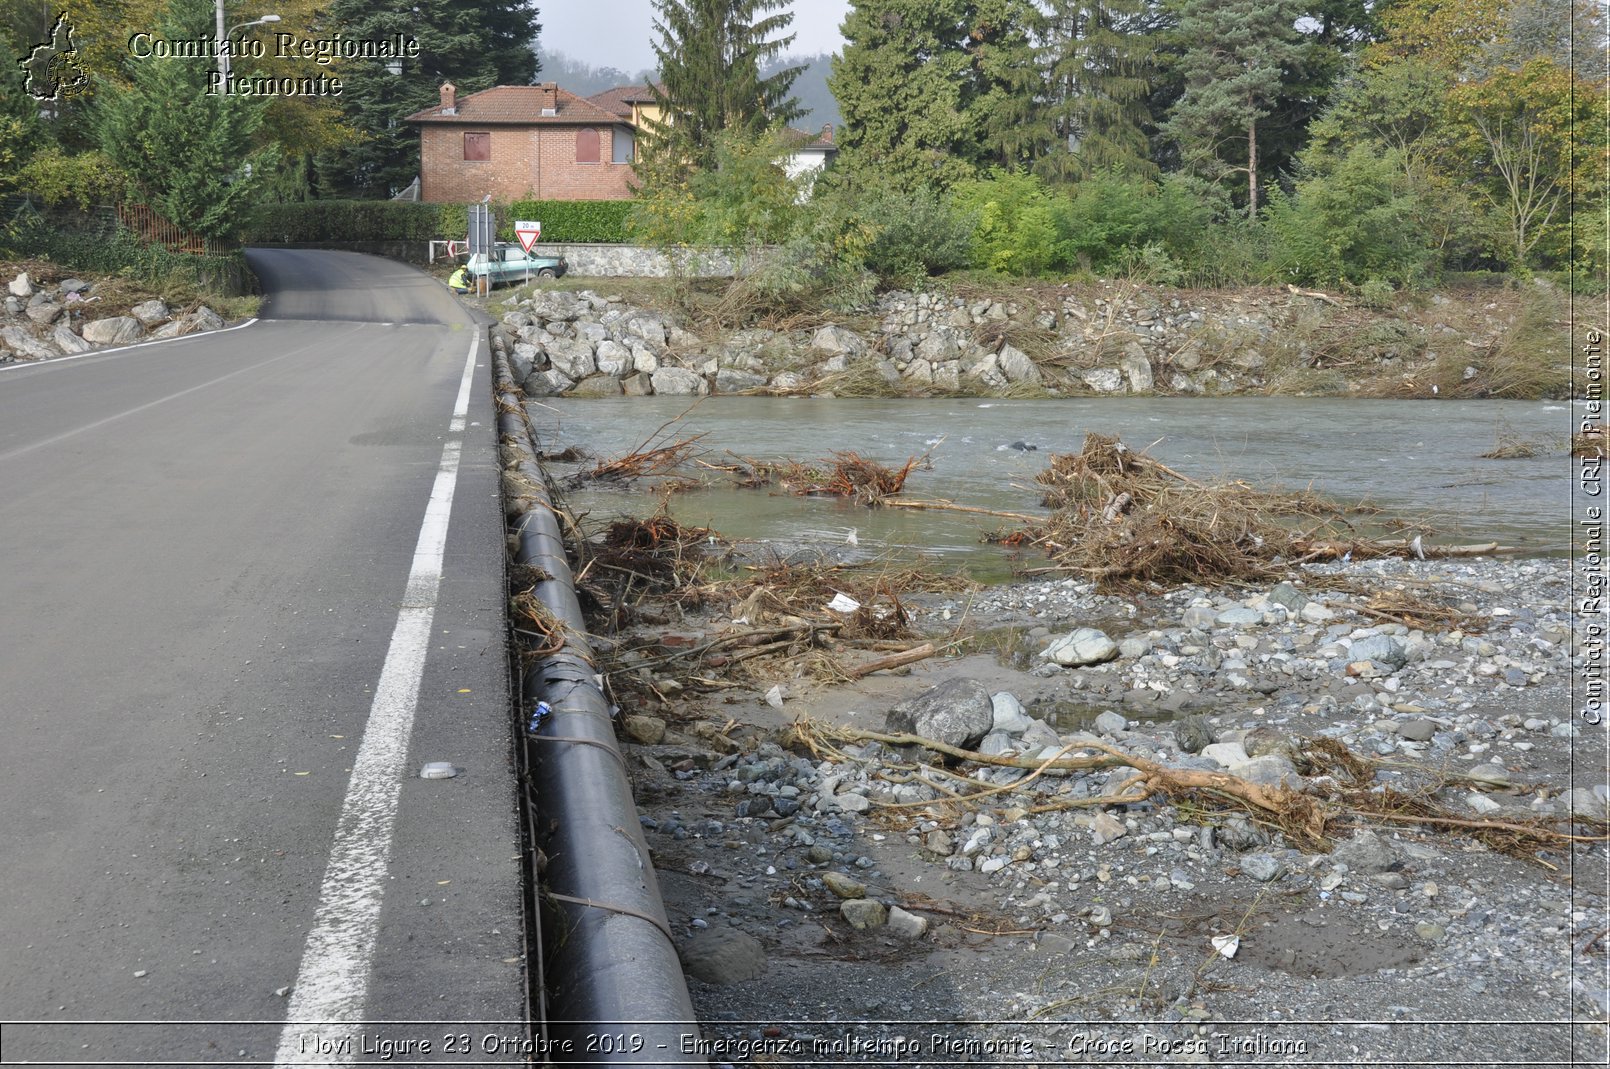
xmin=213 ymin=1 xmax=280 ymax=85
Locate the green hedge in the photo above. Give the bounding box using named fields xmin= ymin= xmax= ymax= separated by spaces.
xmin=243 ymin=199 xmax=632 ymax=244
xmin=502 ymin=200 xmax=632 ymax=243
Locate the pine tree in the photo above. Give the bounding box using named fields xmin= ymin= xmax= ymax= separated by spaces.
xmin=964 ymin=0 xmax=1044 ymax=171
xmin=830 ymin=0 xmax=976 ymax=192
xmin=1160 ymin=0 xmax=1305 ymax=217
xmin=1035 ymin=0 xmax=1158 ymax=180
xmin=317 ymin=0 xmax=541 ymax=198
xmin=94 ymin=0 xmax=276 ymax=238
xmin=0 ymin=29 xmax=43 ymax=194
xmin=646 ymin=0 xmax=803 ymax=174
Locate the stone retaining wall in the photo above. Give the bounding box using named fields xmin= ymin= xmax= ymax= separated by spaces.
xmin=488 ymin=280 xmax=1540 ymax=400
xmin=531 ymin=244 xmax=741 ymax=278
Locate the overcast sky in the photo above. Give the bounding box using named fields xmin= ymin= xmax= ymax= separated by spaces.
xmin=538 ymin=0 xmax=852 ymax=73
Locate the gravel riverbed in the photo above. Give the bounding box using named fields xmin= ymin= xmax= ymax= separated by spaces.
xmin=613 ymin=555 xmax=1608 ymax=1065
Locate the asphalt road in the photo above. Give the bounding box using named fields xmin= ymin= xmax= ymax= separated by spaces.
xmin=0 ymin=250 xmax=526 ymax=1064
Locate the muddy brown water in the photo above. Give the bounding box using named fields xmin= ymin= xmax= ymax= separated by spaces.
xmin=531 ymin=397 xmax=1577 ymax=582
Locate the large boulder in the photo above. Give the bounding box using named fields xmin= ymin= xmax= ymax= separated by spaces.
xmin=624 ymin=314 xmax=668 ymax=348
xmin=570 ymin=375 xmax=624 ymax=397
xmin=1042 ymin=628 xmax=1120 ymax=666
xmin=1 ymin=325 xmax=61 ymax=360
xmin=508 ymin=343 xmax=538 ymax=383
xmin=593 ymin=340 xmax=632 ymax=377
xmin=130 ymin=299 xmax=171 ymax=326
xmin=527 ymin=290 xmax=583 ymax=321
xmin=714 ymin=368 xmax=768 ymax=393
xmin=885 ymin=678 xmax=994 ymax=749
xmin=82 ymin=316 xmax=144 ymax=346
xmin=1120 ymin=343 xmax=1154 ymax=393
xmin=650 ymin=367 xmax=706 ymax=396
xmin=811 ymin=323 xmax=866 ymax=358
xmin=1348 ymin=634 xmax=1407 ymax=670
xmin=151 ymin=307 xmax=224 ymax=339
xmin=52 ymin=324 xmax=93 ymax=355
xmin=522 ymin=369 xmax=575 ymax=397
xmin=1331 ymin=829 xmax=1399 ymax=874
xmin=25 ymin=301 xmax=62 ymax=325
xmin=1081 ymin=367 xmax=1125 ymax=393
xmin=545 ymin=336 xmax=596 ymax=379
xmin=997 ymin=344 xmax=1041 ymax=384
xmin=8 ymin=272 xmax=31 ymax=298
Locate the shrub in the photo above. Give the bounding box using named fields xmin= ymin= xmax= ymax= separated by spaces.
xmin=19 ymin=148 xmax=131 ymax=211
xmin=948 ymin=170 xmax=1063 ymax=275
xmin=1058 ymin=172 xmax=1222 ymax=273
xmin=853 ymin=185 xmax=975 ymax=285
xmin=5 ymin=215 xmax=252 ymax=295
xmin=1267 ymin=146 xmax=1439 ymax=286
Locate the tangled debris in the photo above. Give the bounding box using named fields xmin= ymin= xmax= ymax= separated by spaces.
xmin=1573 ymin=423 xmax=1606 ymax=458
xmin=1021 ymin=433 xmax=1509 ymax=590
xmin=788 ymin=718 xmax=1608 ymax=862
xmin=717 ymin=450 xmax=921 ymax=506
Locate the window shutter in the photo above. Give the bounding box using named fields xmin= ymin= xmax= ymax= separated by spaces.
xmin=576 ymin=128 xmax=599 ymax=164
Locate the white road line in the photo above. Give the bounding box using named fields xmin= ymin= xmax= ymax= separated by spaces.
xmin=272 ymin=334 xmax=481 ymax=1066
xmin=0 ymin=318 xmax=260 ymax=374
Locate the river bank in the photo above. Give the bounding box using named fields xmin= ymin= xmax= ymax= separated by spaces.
xmin=489 ymin=276 xmax=1576 ymax=402
xmin=515 ymin=380 xmax=1606 ymax=1059
xmin=598 ymin=546 xmax=1606 ymax=1062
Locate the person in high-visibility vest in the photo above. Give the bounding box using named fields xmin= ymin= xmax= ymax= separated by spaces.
xmin=448 ymin=265 xmax=469 ymax=294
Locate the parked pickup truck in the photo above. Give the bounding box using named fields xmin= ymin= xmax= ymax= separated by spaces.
xmin=466 ymin=243 xmax=567 ymax=285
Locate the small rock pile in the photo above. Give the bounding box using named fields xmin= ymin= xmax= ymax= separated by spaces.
xmin=0 ymin=271 xmax=224 ymax=364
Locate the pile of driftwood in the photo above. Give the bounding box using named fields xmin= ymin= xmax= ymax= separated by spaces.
xmin=1019 ymin=433 xmax=1510 ymax=589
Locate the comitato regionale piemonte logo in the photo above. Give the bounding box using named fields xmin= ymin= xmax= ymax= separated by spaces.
xmin=20 ymin=11 xmax=89 ymax=102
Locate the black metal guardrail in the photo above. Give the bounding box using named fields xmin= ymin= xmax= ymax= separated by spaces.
xmin=489 ymin=323 xmax=706 ymax=1068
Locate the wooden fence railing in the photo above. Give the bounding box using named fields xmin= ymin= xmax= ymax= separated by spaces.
xmin=115 ymin=203 xmax=209 ymax=254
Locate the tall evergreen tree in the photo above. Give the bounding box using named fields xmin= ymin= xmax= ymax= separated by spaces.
xmin=317 ymin=0 xmax=541 ymax=198
xmin=830 ymin=0 xmax=977 ymax=191
xmin=1160 ymin=0 xmax=1304 ymax=216
xmin=94 ymin=0 xmax=275 ymax=238
xmin=964 ymin=0 xmax=1043 ymax=171
xmin=1035 ymin=0 xmax=1158 ymax=180
xmin=646 ymin=0 xmax=803 ymax=174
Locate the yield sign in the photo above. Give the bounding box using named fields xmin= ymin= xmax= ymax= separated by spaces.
xmin=514 ymin=219 xmax=541 ymax=253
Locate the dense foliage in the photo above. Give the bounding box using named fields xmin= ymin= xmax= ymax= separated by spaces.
xmin=93 ymin=0 xmax=276 ymax=240
xmin=1 ymin=0 xmax=1602 ymax=291
xmin=645 ymin=0 xmax=803 ymax=175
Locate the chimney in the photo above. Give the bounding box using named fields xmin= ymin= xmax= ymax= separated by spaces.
xmin=439 ymin=82 xmax=457 ymax=114
xmin=539 ymin=82 xmax=558 ymax=117
xmin=821 ymin=123 xmax=833 ymax=144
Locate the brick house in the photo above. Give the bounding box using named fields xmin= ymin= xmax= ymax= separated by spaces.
xmin=586 ymin=84 xmax=666 ymax=134
xmin=404 ymin=82 xmax=638 ymax=203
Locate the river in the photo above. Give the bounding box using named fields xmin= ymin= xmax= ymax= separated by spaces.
xmin=529 ymin=397 xmax=1578 ymax=577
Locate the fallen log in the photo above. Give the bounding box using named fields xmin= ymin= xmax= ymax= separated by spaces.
xmin=845 ymin=642 xmax=937 ymax=679
xmin=884 ymin=499 xmax=1044 ymax=523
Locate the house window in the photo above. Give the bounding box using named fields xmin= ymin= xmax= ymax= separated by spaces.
xmin=612 ymin=127 xmax=634 ymax=164
xmin=463 ymin=132 xmax=490 ymax=161
xmin=576 ymin=127 xmax=599 ymax=164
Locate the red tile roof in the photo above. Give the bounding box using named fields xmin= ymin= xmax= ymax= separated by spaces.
xmin=587 ymin=84 xmax=659 ymax=119
xmin=405 ymin=84 xmax=624 ymax=126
